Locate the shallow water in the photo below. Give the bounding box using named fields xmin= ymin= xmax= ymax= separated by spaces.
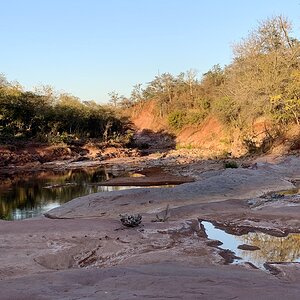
xmin=201 ymin=221 xmax=300 ymax=270
xmin=0 ymin=168 xmax=139 ymax=220
xmin=279 ymin=188 xmax=300 ymax=195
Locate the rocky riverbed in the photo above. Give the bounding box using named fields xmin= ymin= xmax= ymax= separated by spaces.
xmin=0 ymin=152 xmax=300 ymax=299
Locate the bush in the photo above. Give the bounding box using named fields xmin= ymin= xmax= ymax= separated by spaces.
xmin=224 ymin=161 xmax=239 ymax=168
xmin=186 ymin=110 xmax=208 ymax=125
xmin=0 ymin=89 xmax=131 ymax=143
xmin=213 ymin=97 xmax=240 ymax=125
xmin=168 ymin=111 xmax=187 ymax=129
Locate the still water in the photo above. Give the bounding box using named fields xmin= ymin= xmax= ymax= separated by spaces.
xmin=0 ymin=168 xmax=137 ymax=220
xmin=202 ymin=221 xmax=300 ymax=270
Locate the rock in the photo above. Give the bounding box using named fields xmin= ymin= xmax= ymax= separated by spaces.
xmin=238 ymin=244 xmax=260 ymax=251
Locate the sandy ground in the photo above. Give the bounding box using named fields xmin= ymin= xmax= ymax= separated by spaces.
xmin=0 ymin=153 xmax=300 ymax=299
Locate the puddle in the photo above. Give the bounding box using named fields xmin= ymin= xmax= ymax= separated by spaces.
xmin=278 ymin=180 xmax=300 ymax=196
xmin=201 ymin=221 xmax=300 ymax=270
xmin=278 ymin=188 xmax=300 ymax=196
xmin=0 ymin=168 xmax=150 ymax=220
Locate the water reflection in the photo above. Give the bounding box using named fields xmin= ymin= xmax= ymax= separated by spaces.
xmin=238 ymin=232 xmax=300 ymax=267
xmin=202 ymin=221 xmax=300 ymax=270
xmin=0 ymin=168 xmax=136 ymax=220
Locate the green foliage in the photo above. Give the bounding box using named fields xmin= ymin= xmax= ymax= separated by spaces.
xmin=186 ymin=112 xmax=203 ymax=125
xmin=224 ymin=161 xmax=239 ymax=168
xmin=176 ymin=143 xmax=193 ymax=150
xmin=213 ymin=97 xmax=241 ymax=126
xmin=270 ymin=94 xmax=300 ymax=125
xmin=123 ymin=15 xmax=300 ymax=143
xmin=0 ymin=80 xmax=131 ymax=143
xmin=168 ymin=110 xmax=187 ymax=129
xmin=2 ymin=15 xmax=300 ymax=154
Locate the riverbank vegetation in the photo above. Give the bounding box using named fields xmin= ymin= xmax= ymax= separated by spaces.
xmin=114 ymin=16 xmax=300 ymax=151
xmin=0 ymin=81 xmax=132 ymax=144
xmin=1 ymin=16 xmax=299 ymax=154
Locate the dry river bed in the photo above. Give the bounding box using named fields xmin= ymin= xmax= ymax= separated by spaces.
xmin=0 ymin=153 xmax=300 ymax=299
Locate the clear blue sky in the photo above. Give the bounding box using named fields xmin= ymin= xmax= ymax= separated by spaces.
xmin=1 ymin=0 xmax=299 ymax=103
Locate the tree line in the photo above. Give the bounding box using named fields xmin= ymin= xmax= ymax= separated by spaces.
xmin=0 ymin=80 xmax=131 ymax=143
xmin=111 ymin=16 xmax=300 ymax=137
xmin=1 ymin=16 xmax=299 ymax=147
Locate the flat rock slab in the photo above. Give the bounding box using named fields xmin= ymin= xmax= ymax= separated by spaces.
xmin=0 ymin=263 xmax=299 ymax=300
xmin=46 ymin=157 xmax=300 ymax=219
xmin=1 ymin=155 xmax=300 ymax=300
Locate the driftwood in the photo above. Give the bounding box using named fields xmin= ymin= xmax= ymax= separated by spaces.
xmin=152 ymin=204 xmax=170 ymax=222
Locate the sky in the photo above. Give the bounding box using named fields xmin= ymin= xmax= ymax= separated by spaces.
xmin=0 ymin=0 xmax=300 ymax=103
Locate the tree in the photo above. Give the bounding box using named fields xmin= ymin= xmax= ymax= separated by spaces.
xmin=233 ymin=15 xmax=296 ymax=58
xmin=220 ymin=16 xmax=300 ymax=128
xmin=185 ymin=69 xmax=198 ymax=97
xmin=130 ymin=83 xmax=144 ymax=103
xmin=108 ymin=91 xmax=120 ymax=107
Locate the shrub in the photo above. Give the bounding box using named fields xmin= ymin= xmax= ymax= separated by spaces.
xmin=186 ymin=110 xmax=208 ymax=125
xmin=224 ymin=160 xmax=239 ymax=168
xmin=168 ymin=110 xmax=187 ymax=129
